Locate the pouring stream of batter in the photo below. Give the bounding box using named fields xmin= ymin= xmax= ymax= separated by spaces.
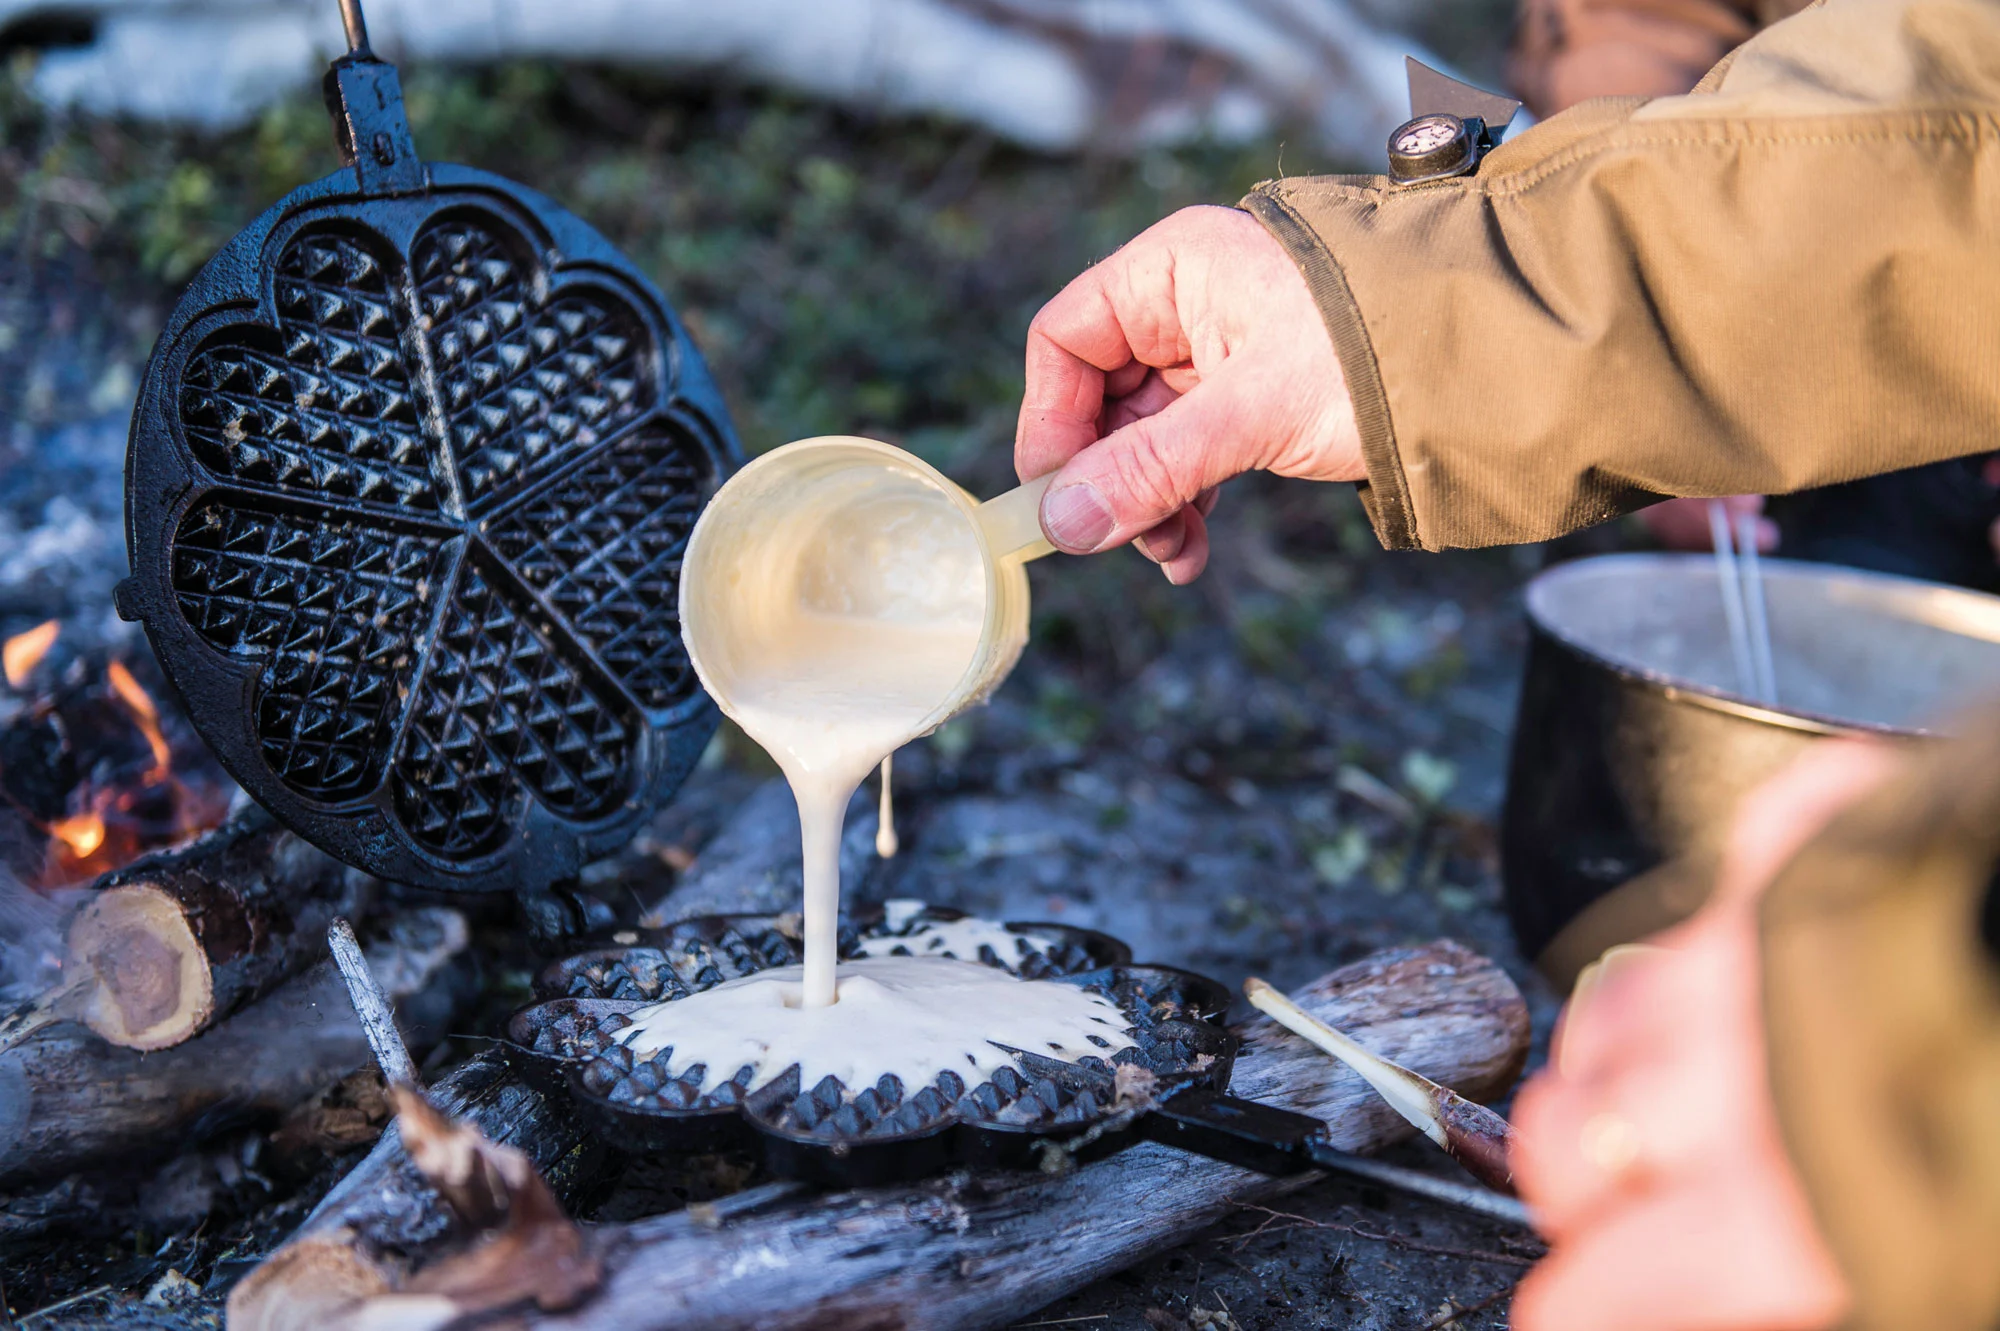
xmin=725 ymin=613 xmax=981 ymax=1005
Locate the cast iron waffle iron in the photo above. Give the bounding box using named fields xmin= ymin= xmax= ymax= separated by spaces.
xmin=115 ymin=1 xmax=741 ymax=917
xmin=509 ymin=903 xmax=1400 ymax=1189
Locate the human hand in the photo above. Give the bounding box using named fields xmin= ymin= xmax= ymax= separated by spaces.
xmin=1510 ymin=742 xmax=1900 ymax=1331
xmin=1015 ymin=205 xmax=1360 ymax=584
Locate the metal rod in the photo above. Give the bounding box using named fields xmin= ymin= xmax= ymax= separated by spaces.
xmin=337 ymin=0 xmax=371 ymax=54
xmin=1707 ymin=501 xmax=1757 ymax=699
xmin=1736 ymin=511 xmax=1778 ymax=705
xmin=328 ymin=917 xmax=418 ymax=1088
xmin=1306 ymin=1143 xmax=1536 ymax=1228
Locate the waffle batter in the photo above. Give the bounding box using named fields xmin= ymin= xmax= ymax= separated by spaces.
xmin=682 ymin=467 xmax=992 ymax=1007
xmin=722 ymin=611 xmax=981 ymax=1005
xmin=854 ymin=915 xmax=1058 ymax=964
xmin=615 ymin=955 xmax=1134 ymax=1094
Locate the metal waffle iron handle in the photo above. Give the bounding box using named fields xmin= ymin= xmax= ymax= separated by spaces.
xmin=1141 ymin=1086 xmax=1529 ymax=1225
xmin=324 ymin=0 xmax=424 ymax=197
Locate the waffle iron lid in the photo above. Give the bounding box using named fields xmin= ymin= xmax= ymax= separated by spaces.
xmin=116 ymin=5 xmax=743 ymax=903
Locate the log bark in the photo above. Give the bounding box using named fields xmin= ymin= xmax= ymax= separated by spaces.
xmin=24 ymin=812 xmax=365 ymax=1051
xmin=230 ymin=939 xmax=1530 ymax=1331
xmin=0 ymin=907 xmax=467 ymax=1190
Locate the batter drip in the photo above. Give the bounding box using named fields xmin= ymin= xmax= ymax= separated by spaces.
xmin=615 ymin=956 xmax=1135 ymax=1094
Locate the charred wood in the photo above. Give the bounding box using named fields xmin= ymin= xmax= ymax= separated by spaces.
xmin=225 ymin=1030 xmax=609 ymax=1331
xmin=0 ymin=906 xmax=467 ymax=1190
xmin=5 ymin=813 xmax=365 ymax=1052
xmin=384 ymin=1088 xmax=601 ymax=1320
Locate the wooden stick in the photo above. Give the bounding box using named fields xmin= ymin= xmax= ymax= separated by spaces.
xmin=327 ymin=918 xmax=417 ymax=1088
xmin=231 ymin=939 xmax=1531 ymax=1331
xmin=4 ymin=813 xmax=364 ymax=1054
xmin=1246 ymin=976 xmax=1517 ymax=1194
xmin=0 ymin=907 xmax=467 ymax=1190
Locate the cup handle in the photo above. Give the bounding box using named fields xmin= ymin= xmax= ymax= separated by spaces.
xmin=978 ymin=473 xmax=1058 ymax=563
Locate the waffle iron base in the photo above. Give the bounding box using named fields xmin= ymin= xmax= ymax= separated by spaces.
xmin=507 ymin=905 xmax=1346 ymax=1189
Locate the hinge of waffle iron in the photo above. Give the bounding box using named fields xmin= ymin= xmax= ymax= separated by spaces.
xmin=321 ymin=0 xmax=424 ymax=196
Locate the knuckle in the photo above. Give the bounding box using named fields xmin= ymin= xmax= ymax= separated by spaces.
xmin=1112 ymin=419 xmax=1190 ymax=518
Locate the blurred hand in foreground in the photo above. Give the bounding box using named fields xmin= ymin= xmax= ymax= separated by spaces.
xmin=1015 ymin=205 xmax=1360 ymax=584
xmin=1510 ymin=743 xmax=1901 ymax=1331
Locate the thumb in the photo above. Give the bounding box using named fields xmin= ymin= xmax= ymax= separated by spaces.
xmin=1037 ymin=375 xmax=1246 ymax=554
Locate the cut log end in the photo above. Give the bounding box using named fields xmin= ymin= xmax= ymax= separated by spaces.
xmin=66 ymin=881 xmax=214 ymax=1051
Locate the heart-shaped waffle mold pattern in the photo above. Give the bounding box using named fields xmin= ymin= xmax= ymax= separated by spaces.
xmin=126 ymin=173 xmax=739 ymax=893
xmin=506 ymin=907 xmax=1234 ymax=1184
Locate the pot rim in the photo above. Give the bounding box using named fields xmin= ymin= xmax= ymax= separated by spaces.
xmin=1521 ymin=552 xmax=2000 ymax=740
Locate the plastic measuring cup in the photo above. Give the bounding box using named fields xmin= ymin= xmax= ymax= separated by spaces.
xmin=679 ymin=435 xmax=1057 ymax=748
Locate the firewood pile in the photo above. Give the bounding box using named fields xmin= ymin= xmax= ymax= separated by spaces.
xmin=0 ymin=625 xmax=486 ymax=1314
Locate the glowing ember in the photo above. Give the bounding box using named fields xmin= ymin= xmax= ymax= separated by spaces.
xmin=106 ymin=661 xmax=172 ymax=782
xmin=48 ymin=810 xmax=107 ymax=860
xmin=3 ymin=620 xmax=58 ymax=689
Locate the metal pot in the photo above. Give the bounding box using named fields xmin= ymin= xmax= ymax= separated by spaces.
xmin=1503 ymin=553 xmax=2000 ymax=985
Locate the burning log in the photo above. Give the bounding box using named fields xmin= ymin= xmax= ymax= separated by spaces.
xmin=3 ymin=813 xmax=365 ymax=1052
xmin=229 ymin=939 xmax=1530 ymax=1331
xmin=0 ymin=906 xmax=468 ymax=1190
xmin=0 ymin=628 xmax=233 ymax=887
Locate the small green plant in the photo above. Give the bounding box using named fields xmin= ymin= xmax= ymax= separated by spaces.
xmin=1400 ymin=750 xmax=1458 ymax=808
xmin=1311 ymin=826 xmax=1371 ymax=886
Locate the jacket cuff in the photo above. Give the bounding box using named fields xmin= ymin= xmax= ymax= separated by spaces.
xmin=1239 ymin=190 xmax=1420 ymax=552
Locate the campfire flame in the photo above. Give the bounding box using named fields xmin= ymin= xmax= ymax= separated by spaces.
xmin=106 ymin=660 xmax=172 ymax=784
xmin=13 ymin=649 xmax=233 ymax=887
xmin=3 ymin=621 xmax=59 ymax=689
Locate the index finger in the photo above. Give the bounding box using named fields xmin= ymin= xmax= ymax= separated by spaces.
xmin=1015 ymin=226 xmax=1191 ymax=481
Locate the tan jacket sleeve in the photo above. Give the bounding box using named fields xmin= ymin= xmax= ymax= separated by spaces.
xmin=1243 ymin=0 xmax=2000 ymax=552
